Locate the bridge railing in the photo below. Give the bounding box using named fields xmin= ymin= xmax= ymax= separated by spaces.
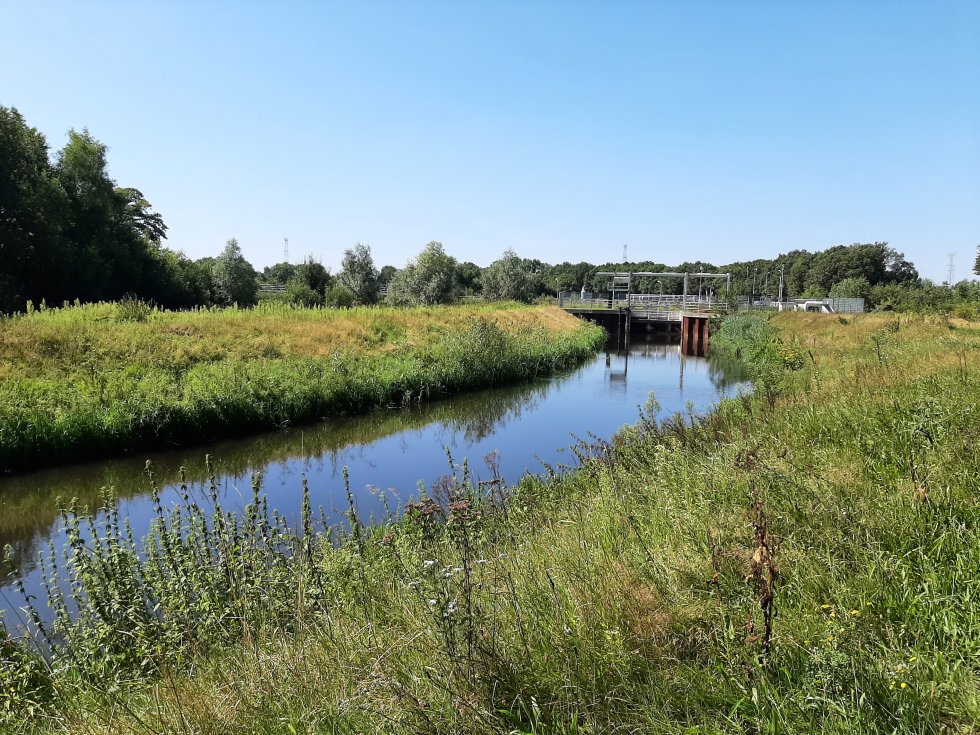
xmin=559 ymin=293 xmax=730 ymax=314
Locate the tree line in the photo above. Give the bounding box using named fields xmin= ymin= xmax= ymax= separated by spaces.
xmin=3 ymin=107 xmax=977 ymax=314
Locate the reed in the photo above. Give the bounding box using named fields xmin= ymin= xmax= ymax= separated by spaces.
xmin=0 ymin=302 xmax=604 ymax=471
xmin=2 ymin=312 xmax=978 ymax=734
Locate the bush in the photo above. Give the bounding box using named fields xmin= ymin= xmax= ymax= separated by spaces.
xmin=115 ymin=297 xmax=154 ymax=322
xmin=950 ymin=303 xmax=978 ymax=321
xmin=324 ymin=284 xmax=356 ymax=308
xmin=285 ymin=279 xmax=323 ymax=307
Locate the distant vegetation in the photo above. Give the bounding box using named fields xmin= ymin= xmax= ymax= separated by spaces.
xmin=0 ymin=302 xmax=603 ymax=471
xmin=4 ymin=312 xmax=977 ymax=732
xmin=4 ymin=106 xmax=977 ymax=316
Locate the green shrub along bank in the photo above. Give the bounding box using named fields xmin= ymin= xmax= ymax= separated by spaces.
xmin=3 ymin=313 xmax=979 ymax=733
xmin=0 ymin=303 xmax=604 ymax=471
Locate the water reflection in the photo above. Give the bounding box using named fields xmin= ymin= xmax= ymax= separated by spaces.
xmin=0 ymin=380 xmax=550 ymax=581
xmin=1 ymin=336 xmax=748 ymax=617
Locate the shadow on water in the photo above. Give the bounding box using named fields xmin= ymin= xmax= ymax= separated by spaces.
xmin=1 ymin=334 xmax=749 ymax=618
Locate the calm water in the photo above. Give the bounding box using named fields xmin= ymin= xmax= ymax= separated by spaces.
xmin=0 ymin=336 xmax=748 ymax=622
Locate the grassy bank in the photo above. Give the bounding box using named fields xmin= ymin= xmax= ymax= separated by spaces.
xmin=4 ymin=312 xmax=979 ymax=733
xmin=0 ymin=302 xmax=604 ymax=471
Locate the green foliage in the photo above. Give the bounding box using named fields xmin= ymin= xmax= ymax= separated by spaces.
xmin=292 ymin=256 xmax=331 ymax=296
xmin=212 ymin=238 xmax=258 ymax=306
xmin=0 ymin=106 xmax=204 ymax=312
xmin=386 ymin=241 xmax=460 ymax=306
xmin=0 ymin=303 xmax=603 ymax=470
xmin=378 ymin=264 xmax=398 ymax=287
xmin=324 ymin=283 xmax=356 ymax=308
xmin=338 ymin=243 xmax=380 ymax=304
xmin=114 ymin=296 xmax=154 ymax=322
xmin=829 ymin=276 xmax=871 ymax=300
xmin=866 ymin=279 xmax=980 ymax=313
xmin=481 ymin=248 xmax=537 ymax=302
xmin=285 ymin=278 xmax=323 ymax=307
xmin=263 ymin=261 xmax=297 ymax=285
xmin=456 ymin=260 xmax=483 ymax=295
xmin=3 ymin=315 xmax=978 ymax=733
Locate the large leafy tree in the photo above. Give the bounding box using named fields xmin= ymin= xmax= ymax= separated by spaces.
xmin=338 ymin=243 xmax=380 ymax=304
xmin=386 ymin=241 xmax=459 ymax=306
xmin=378 ymin=265 xmax=397 ymax=287
xmin=284 ymin=256 xmax=331 ymax=306
xmin=973 ymin=244 xmax=979 ymax=277
xmin=481 ymin=248 xmax=536 ymax=302
xmin=263 ymin=262 xmax=297 ymax=284
xmin=0 ymin=107 xmax=68 ymax=310
xmin=456 ymin=261 xmax=482 ymax=295
xmin=0 ymin=106 xmax=213 ymax=311
xmin=212 ymin=238 xmax=258 ymax=306
xmin=292 ymin=256 xmax=331 ymax=295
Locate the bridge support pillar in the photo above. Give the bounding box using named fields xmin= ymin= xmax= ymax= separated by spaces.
xmin=681 ymin=315 xmax=710 ymax=357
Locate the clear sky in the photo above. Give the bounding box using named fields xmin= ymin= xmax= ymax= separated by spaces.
xmin=2 ymin=1 xmax=978 ymax=281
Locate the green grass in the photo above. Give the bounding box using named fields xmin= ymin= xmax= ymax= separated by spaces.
xmin=3 ymin=312 xmax=979 ymax=734
xmin=0 ymin=301 xmax=604 ymax=471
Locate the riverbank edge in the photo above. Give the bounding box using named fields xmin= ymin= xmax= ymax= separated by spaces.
xmin=6 ymin=312 xmax=979 ymax=733
xmin=0 ymin=305 xmax=606 ymax=473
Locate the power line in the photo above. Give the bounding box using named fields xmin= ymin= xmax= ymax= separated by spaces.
xmin=284 ymin=237 xmax=289 ymax=264
xmin=946 ymin=252 xmax=955 ymax=286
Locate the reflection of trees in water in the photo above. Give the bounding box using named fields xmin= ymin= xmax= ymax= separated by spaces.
xmin=0 ymin=534 xmax=41 ymax=582
xmin=445 ymin=381 xmax=550 ymax=442
xmin=0 ymin=377 xmax=552 ymax=583
xmin=707 ymin=354 xmax=752 ymax=391
xmin=298 ymin=379 xmax=551 ymax=473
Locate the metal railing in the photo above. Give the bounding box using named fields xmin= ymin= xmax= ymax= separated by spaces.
xmin=559 ymin=293 xmax=729 ymax=315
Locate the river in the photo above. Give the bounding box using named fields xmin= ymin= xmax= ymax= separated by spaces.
xmin=0 ymin=335 xmax=748 ymax=624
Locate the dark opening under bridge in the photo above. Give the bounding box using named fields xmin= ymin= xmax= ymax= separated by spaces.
xmin=559 ymin=271 xmax=731 ymax=356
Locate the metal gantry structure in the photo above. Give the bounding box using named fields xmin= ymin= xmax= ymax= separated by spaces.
xmin=558 ymin=270 xmax=732 ymax=356
xmin=590 ymin=270 xmax=732 ymax=314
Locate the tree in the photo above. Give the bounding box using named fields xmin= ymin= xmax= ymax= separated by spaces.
xmin=0 ymin=107 xmax=67 ymax=310
xmin=212 ymin=238 xmax=258 ymax=306
xmin=263 ymin=262 xmax=297 ymax=285
xmin=1 ymin=106 xmax=218 ymax=311
xmin=385 ymin=241 xmax=459 ymax=306
xmin=115 ymin=187 xmax=167 ymax=243
xmin=829 ymin=276 xmax=871 ymax=301
xmin=456 ymin=261 xmax=482 ymax=295
xmin=292 ymin=256 xmax=331 ymax=295
xmin=285 ymin=279 xmax=323 ymax=307
xmin=378 ymin=265 xmax=397 ymax=286
xmin=324 ymin=284 xmax=356 ymax=308
xmin=481 ymin=248 xmax=536 ymax=302
xmin=338 ymin=243 xmax=379 ymax=304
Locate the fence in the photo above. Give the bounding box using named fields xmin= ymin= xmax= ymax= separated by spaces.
xmin=559 ymin=293 xmax=729 ymax=315
xmin=736 ymin=297 xmax=865 ymax=314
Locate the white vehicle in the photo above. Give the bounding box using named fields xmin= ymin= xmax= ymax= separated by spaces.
xmin=802 ymin=300 xmax=833 ymax=313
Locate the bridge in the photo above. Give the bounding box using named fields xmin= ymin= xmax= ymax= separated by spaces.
xmin=559 ymin=271 xmax=732 ymax=356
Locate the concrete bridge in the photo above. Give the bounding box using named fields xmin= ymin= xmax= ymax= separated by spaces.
xmin=559 ymin=271 xmax=731 ymax=356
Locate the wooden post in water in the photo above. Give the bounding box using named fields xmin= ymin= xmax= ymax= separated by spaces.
xmin=681 ymin=315 xmax=710 ymax=357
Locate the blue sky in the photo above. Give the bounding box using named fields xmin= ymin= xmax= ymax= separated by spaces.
xmin=2 ymin=1 xmax=978 ymax=281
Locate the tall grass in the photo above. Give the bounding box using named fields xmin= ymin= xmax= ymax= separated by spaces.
xmin=0 ymin=302 xmax=604 ymax=470
xmin=3 ymin=312 xmax=978 ymax=733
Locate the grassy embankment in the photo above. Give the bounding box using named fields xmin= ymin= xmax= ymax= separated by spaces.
xmin=0 ymin=302 xmax=604 ymax=471
xmin=3 ymin=312 xmax=979 ymax=733
xmin=0 ymin=377 xmax=554 ymax=583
